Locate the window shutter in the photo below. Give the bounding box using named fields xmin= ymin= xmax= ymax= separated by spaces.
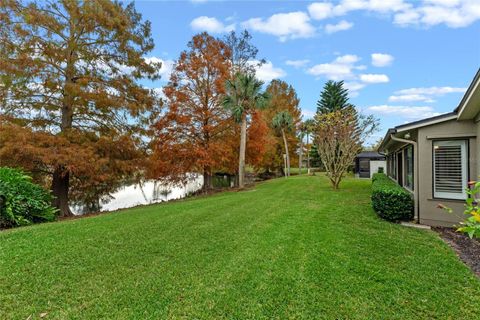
xmin=433 ymin=140 xmax=467 ymax=200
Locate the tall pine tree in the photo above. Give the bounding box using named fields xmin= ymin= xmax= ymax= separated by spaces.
xmin=316 ymin=80 xmax=353 ymax=114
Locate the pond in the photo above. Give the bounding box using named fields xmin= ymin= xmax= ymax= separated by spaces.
xmin=72 ymin=175 xmax=204 ymax=215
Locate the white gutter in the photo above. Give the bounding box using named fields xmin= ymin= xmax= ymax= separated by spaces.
xmin=396 ymin=114 xmax=457 ymax=132
xmin=389 ymin=134 xmax=419 ymax=223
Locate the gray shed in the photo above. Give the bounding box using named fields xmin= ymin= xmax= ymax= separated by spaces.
xmin=354 ymin=151 xmax=386 ymax=178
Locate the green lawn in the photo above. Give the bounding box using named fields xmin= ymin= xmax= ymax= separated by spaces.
xmin=1 ymin=176 xmax=479 ymax=319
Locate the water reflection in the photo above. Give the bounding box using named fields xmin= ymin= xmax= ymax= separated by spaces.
xmin=72 ymin=175 xmax=203 ymax=215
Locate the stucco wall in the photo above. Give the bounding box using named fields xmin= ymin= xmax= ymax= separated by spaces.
xmin=477 ymin=119 xmax=480 ymax=176
xmin=416 ymin=119 xmax=477 ymax=226
xmin=369 ymin=160 xmax=386 ymax=178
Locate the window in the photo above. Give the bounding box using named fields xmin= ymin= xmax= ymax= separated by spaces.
xmin=433 ymin=140 xmax=468 ymax=200
xmin=387 ymin=155 xmax=392 ymax=177
xmin=387 ymin=154 xmax=394 ymax=179
xmin=404 ymin=145 xmax=414 ymax=190
xmin=397 ymin=151 xmax=403 ymax=186
xmin=387 ymin=155 xmax=391 ymax=176
xmin=392 ymin=153 xmax=396 ymax=179
xmin=387 ymin=153 xmax=396 ymax=179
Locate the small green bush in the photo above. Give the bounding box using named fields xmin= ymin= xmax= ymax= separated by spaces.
xmin=0 ymin=167 xmax=58 ymax=228
xmin=377 ymin=167 xmax=384 ymax=174
xmin=371 ymin=173 xmax=413 ymax=221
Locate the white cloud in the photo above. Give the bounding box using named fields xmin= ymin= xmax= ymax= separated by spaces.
xmin=307 ymin=53 xmax=393 ymax=96
xmin=151 ymin=87 xmax=166 ymax=100
xmin=344 ymin=81 xmax=366 ymax=91
xmin=325 ymin=20 xmax=354 ymax=34
xmin=190 ymin=16 xmax=235 ymax=34
xmin=424 ymin=0 xmax=461 ymax=7
xmin=394 ymin=10 xmax=421 ymax=25
xmin=367 ymin=105 xmax=442 ymax=119
xmin=144 ymin=57 xmax=175 ymax=82
xmin=332 ymin=0 xmax=410 ymax=16
xmin=335 ymin=54 xmax=360 ymax=64
xmin=307 ymin=54 xmax=360 ymax=80
xmin=394 ymin=0 xmax=480 ymax=28
xmin=388 ymin=86 xmax=466 ymax=103
xmin=301 ymin=109 xmax=316 ymax=119
xmin=285 ymin=59 xmax=310 ymax=68
xmin=371 ymin=53 xmax=394 ymax=67
xmin=308 ymin=2 xmax=334 ymax=20
xmin=344 ymin=81 xmax=366 ymax=97
xmin=306 ymin=0 xmax=480 ymax=29
xmin=242 ymin=12 xmax=316 ymax=41
xmin=250 ymin=60 xmax=286 ymax=83
xmin=307 ymin=0 xmax=410 ymax=21
xmin=388 ymin=94 xmax=435 ymax=103
xmin=395 ymin=86 xmax=466 ymax=95
xmin=359 ymin=73 xmax=389 ymax=83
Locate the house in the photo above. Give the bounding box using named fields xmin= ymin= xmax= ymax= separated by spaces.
xmin=354 ymin=151 xmax=386 ymax=178
xmin=378 ymin=68 xmax=480 ymax=227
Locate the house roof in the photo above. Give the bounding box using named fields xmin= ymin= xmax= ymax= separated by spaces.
xmin=356 ymin=151 xmax=385 ymax=159
xmin=394 ymin=112 xmax=458 ymax=132
xmin=378 ymin=68 xmax=480 ymax=152
xmin=377 ymin=113 xmax=458 ymax=152
xmin=456 ymin=68 xmax=480 ymax=120
xmin=377 ymin=128 xmax=396 ymax=152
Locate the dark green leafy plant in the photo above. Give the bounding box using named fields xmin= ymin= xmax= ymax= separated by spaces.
xmin=438 ymin=180 xmax=480 ymax=238
xmin=0 ymin=167 xmax=58 ymax=228
xmin=371 ymin=173 xmax=413 ymax=221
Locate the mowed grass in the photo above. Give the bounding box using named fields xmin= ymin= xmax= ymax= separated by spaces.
xmin=1 ymin=176 xmax=479 ymax=319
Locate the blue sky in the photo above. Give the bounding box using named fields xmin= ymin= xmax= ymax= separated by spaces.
xmin=136 ymin=0 xmax=480 ymax=144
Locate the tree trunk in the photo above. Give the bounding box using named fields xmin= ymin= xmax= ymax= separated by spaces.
xmin=52 ymin=166 xmax=73 ymax=216
xmin=51 ymin=42 xmax=75 ymax=217
xmin=330 ymin=175 xmax=341 ymax=190
xmin=282 ymin=129 xmax=290 ymax=177
xmin=298 ymin=135 xmax=303 ymax=175
xmin=307 ymin=133 xmax=310 ymax=174
xmin=203 ymin=167 xmax=212 ymax=191
xmin=238 ymin=114 xmax=247 ymax=188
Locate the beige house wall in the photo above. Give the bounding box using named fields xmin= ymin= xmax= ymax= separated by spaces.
xmin=477 ymin=117 xmax=480 ymax=175
xmin=416 ymin=119 xmax=477 ymax=226
xmin=369 ymin=160 xmax=386 ymax=178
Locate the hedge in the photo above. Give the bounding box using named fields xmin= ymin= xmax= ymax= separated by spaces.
xmin=0 ymin=167 xmax=58 ymax=228
xmin=371 ymin=173 xmax=414 ymax=221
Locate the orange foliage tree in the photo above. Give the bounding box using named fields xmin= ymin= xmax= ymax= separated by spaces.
xmin=0 ymin=0 xmax=160 ymax=215
xmin=260 ymin=80 xmax=302 ymax=175
xmin=150 ymin=33 xmax=232 ymax=190
xmin=246 ymin=110 xmax=272 ymax=170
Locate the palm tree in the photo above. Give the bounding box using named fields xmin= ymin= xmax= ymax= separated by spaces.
xmin=298 ymin=122 xmax=307 ymax=175
xmin=223 ymin=73 xmax=269 ymax=188
xmin=272 ymin=111 xmax=294 ymax=177
xmin=303 ymin=119 xmax=315 ymax=173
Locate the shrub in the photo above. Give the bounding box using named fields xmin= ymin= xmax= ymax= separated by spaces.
xmin=439 ymin=180 xmax=480 ymax=238
xmin=0 ymin=167 xmax=58 ymax=228
xmin=377 ymin=167 xmax=384 ymax=174
xmin=371 ymin=173 xmax=413 ymax=221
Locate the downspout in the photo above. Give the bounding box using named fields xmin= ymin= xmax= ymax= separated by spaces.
xmin=389 ymin=134 xmax=420 ymax=223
